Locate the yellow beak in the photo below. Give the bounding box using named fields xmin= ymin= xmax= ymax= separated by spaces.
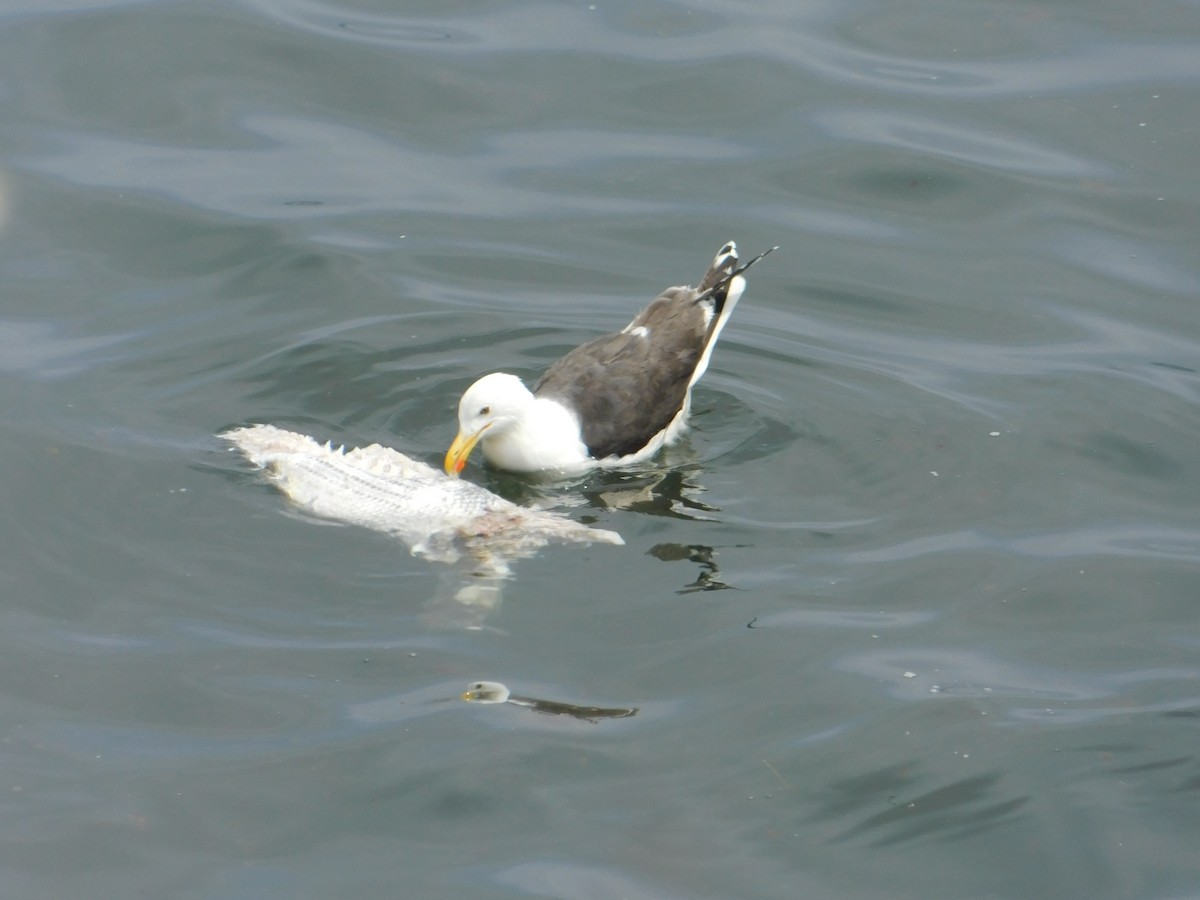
xmin=444 ymin=425 xmax=488 ymax=477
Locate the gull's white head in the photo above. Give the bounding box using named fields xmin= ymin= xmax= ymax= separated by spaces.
xmin=444 ymin=372 xmax=535 ymax=476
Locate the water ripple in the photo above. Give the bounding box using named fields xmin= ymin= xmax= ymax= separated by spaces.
xmin=246 ymin=0 xmax=1200 ymax=103
xmin=829 ymin=523 xmax=1200 ymax=566
xmin=24 ymin=117 xmax=742 ymax=219
xmin=814 ymin=109 xmax=1107 ymax=178
xmin=0 ymin=318 xmax=140 ymax=379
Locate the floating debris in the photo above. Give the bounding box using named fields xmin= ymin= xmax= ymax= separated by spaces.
xmin=461 ymin=680 xmax=638 ymax=722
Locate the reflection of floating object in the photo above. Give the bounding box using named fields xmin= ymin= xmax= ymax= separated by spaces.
xmin=446 ymin=243 xmax=776 ymax=475
xmin=223 ymin=425 xmax=622 ymax=574
xmin=461 ymin=681 xmax=638 ymax=722
xmin=646 ymin=542 xmax=733 ymax=593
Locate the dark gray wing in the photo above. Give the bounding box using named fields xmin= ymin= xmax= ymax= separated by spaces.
xmin=533 ymin=244 xmax=775 ymax=460
xmin=534 ymin=287 xmax=712 ymax=459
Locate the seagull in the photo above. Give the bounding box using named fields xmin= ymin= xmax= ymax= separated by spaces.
xmin=445 ymin=241 xmax=775 ymax=475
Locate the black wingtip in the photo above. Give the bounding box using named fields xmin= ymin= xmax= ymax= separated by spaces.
xmin=699 ymin=241 xmax=740 ymax=292
xmin=695 ymin=244 xmax=777 ymax=306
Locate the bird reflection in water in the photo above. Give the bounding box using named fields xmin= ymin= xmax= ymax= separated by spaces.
xmin=646 ymin=542 xmax=738 ymax=593
xmin=588 ymin=467 xmax=719 ymax=520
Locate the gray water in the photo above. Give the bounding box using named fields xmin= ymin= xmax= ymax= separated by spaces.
xmin=3 ymin=0 xmax=1199 ymax=897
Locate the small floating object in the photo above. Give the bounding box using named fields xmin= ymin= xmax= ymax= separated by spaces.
xmin=461 ymin=680 xmax=638 ymax=722
xmin=446 ymin=242 xmax=777 ymax=475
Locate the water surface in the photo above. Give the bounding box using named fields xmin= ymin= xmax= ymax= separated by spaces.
xmin=2 ymin=0 xmax=1199 ymax=897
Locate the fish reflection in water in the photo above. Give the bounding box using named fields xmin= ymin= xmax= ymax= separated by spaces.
xmin=461 ymin=681 xmax=638 ymax=722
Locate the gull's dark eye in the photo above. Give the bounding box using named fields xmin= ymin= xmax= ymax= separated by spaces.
xmin=480 ymin=406 xmax=491 ymax=416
